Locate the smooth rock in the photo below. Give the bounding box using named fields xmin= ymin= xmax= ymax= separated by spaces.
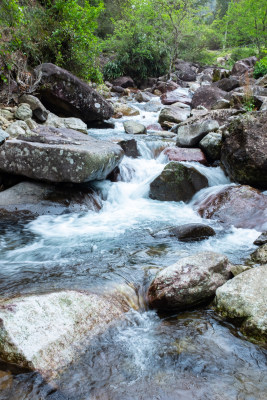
xmin=221 ymin=112 xmax=267 ymax=189
xmin=15 ymin=104 xmax=33 ymax=121
xmin=195 ymin=185 xmax=267 ymax=231
xmin=199 ymin=131 xmax=222 ymax=161
xmin=164 ymin=147 xmax=208 ymax=165
xmin=254 ymin=232 xmax=267 ymax=246
xmin=214 ymin=265 xmax=267 ymax=343
xmin=176 ymin=119 xmax=219 ymax=147
xmin=158 ymin=106 xmax=190 ymax=126
xmin=118 ymin=139 xmax=140 ymax=158
xmin=149 ymin=162 xmax=208 ymax=202
xmin=192 ymin=86 xmax=227 ymax=110
xmin=113 ymin=103 xmax=140 ymax=117
xmin=35 ymin=63 xmax=113 ymax=123
xmin=112 ymin=76 xmax=135 ymax=88
xmin=156 ymin=81 xmax=179 ymax=94
xmin=0 ymin=126 xmax=123 ymax=183
xmin=0 ymin=129 xmax=9 ymax=145
xmin=19 ymin=94 xmax=48 ymax=122
xmin=160 ymin=89 xmax=192 ymax=106
xmin=148 ymin=252 xmax=231 ymax=312
xmin=123 ymin=121 xmax=147 ymax=135
xmin=44 ymin=113 xmax=87 ymax=134
xmin=111 ymin=86 xmax=124 ymax=94
xmin=153 ymin=223 xmax=215 ymax=242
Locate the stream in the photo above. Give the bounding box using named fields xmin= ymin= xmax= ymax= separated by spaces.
xmin=0 ymin=96 xmax=266 ymax=400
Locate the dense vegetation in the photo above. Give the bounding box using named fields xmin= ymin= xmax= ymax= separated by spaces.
xmin=0 ymin=0 xmax=266 ymax=83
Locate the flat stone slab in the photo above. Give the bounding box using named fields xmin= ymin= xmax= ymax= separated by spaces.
xmin=0 ymin=126 xmax=124 ymax=183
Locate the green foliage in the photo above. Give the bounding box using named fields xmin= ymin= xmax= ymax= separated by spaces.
xmin=231 ymin=47 xmax=258 ymax=62
xmin=103 ymin=60 xmax=124 ymax=81
xmin=254 ymin=57 xmax=267 ymax=79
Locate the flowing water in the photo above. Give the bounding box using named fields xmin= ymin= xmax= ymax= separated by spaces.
xmin=0 ymin=97 xmax=266 ymax=400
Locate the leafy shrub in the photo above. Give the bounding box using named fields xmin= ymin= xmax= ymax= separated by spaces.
xmin=254 ymin=57 xmax=267 ymax=79
xmin=103 ymin=60 xmax=124 ymax=81
xmin=231 ymin=47 xmax=257 ymax=62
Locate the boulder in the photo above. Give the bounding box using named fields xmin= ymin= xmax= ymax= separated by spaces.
xmin=111 ymin=86 xmax=124 ymax=94
xmin=221 ymin=112 xmax=267 ymax=189
xmin=256 ymin=74 xmax=267 ymax=88
xmin=135 ymin=91 xmax=155 ymax=102
xmin=15 ymin=103 xmax=33 ymax=121
xmin=35 ymin=63 xmax=113 ymax=124
xmin=0 ymin=290 xmax=128 ymax=377
xmin=249 ymin=244 xmax=267 ymax=265
xmin=153 ymin=223 xmax=215 ymax=241
xmin=147 ymin=123 xmax=164 ymax=131
xmin=231 ymin=56 xmax=257 ymax=76
xmin=5 ymin=120 xmax=32 ymax=138
xmin=164 ymin=147 xmax=208 ymax=165
xmin=195 ymin=185 xmax=267 ymax=231
xmin=174 ymin=60 xmax=197 ymax=82
xmin=44 ymin=113 xmax=88 ymax=134
xmin=0 ymin=126 xmax=123 ymax=183
xmin=213 ymin=78 xmax=240 ymax=92
xmin=214 ymin=265 xmax=267 ymax=343
xmin=112 ymin=76 xmax=135 ymax=88
xmin=158 ymin=106 xmax=190 ymax=126
xmin=199 ymin=131 xmax=222 ymax=161
xmin=0 ymin=109 xmax=15 ymax=121
xmin=148 ymin=252 xmax=231 ymax=312
xmin=192 ymin=86 xmax=227 ymax=110
xmin=118 ymin=139 xmax=140 ymax=158
xmin=19 ymin=94 xmax=48 ymax=122
xmin=211 ymin=99 xmax=231 ymax=110
xmin=113 ymin=103 xmax=140 ymax=117
xmin=254 ymin=232 xmax=267 ymax=246
xmin=0 ymin=181 xmax=101 ymax=219
xmin=0 ymin=129 xmax=9 ymax=145
xmin=155 ymin=81 xmax=179 ymax=93
xmin=149 ymin=162 xmax=208 ymax=202
xmin=123 ymin=121 xmax=147 ymax=135
xmin=176 ymin=119 xmax=219 ymax=147
xmin=160 ymin=89 xmax=192 ymax=106
xmin=176 ymin=109 xmax=243 ymax=130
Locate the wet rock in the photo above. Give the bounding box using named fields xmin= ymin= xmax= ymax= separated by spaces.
xmin=158 ymin=106 xmax=190 ymax=126
xmin=112 ymin=76 xmax=135 ymax=88
xmin=118 ymin=139 xmax=140 ymax=158
xmin=123 ymin=121 xmax=147 ymax=135
xmin=254 ymin=232 xmax=267 ymax=246
xmin=249 ymin=244 xmax=267 ymax=265
xmin=111 ymin=86 xmax=124 ymax=94
xmin=153 ymin=223 xmax=215 ymax=241
xmin=231 ymin=56 xmax=257 ymax=76
xmin=164 ymin=147 xmax=208 ymax=165
xmin=0 ymin=129 xmax=9 ymax=145
xmin=19 ymin=94 xmax=48 ymax=122
xmin=160 ymin=89 xmax=192 ymax=106
xmin=195 ymin=185 xmax=267 ymax=231
xmin=5 ymin=120 xmax=32 ymax=138
xmin=44 ymin=113 xmax=87 ymax=134
xmin=113 ymin=103 xmax=140 ymax=117
xmin=0 ymin=126 xmax=123 ymax=183
xmin=0 ymin=181 xmax=101 ymax=219
xmin=147 ymin=123 xmax=164 ymax=131
xmin=230 ymin=264 xmax=252 ymax=277
xmin=199 ymin=131 xmax=222 ymax=161
xmin=155 ymin=81 xmax=179 ymax=93
xmin=221 ymin=112 xmax=267 ymax=189
xmin=192 ymin=86 xmax=227 ymax=110
xmin=176 ymin=120 xmax=219 ymax=147
xmin=15 ymin=103 xmax=33 ymax=121
xmin=35 ymin=63 xmax=113 ymax=123
xmin=213 ymin=78 xmax=240 ymax=92
xmin=214 ymin=265 xmax=267 ymax=343
xmin=148 ymin=252 xmax=231 ymax=312
xmin=135 ymin=91 xmax=155 ymax=102
xmin=0 ymin=290 xmax=128 ymax=377
xmin=149 ymin=162 xmax=208 ymax=202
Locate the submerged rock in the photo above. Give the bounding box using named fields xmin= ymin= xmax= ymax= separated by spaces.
xmin=0 ymin=290 xmax=128 ymax=377
xmin=149 ymin=162 xmax=208 ymax=202
xmin=148 ymin=252 xmax=231 ymax=312
xmin=214 ymin=265 xmax=267 ymax=343
xmin=195 ymin=185 xmax=267 ymax=231
xmin=0 ymin=126 xmax=123 ymax=183
xmin=153 ymin=223 xmax=215 ymax=242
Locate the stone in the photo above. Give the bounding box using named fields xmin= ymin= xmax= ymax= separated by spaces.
xmin=211 ymin=99 xmax=230 ymax=110
xmin=221 ymin=112 xmax=267 ymax=189
xmin=135 ymin=91 xmax=155 ymax=102
xmin=174 ymin=60 xmax=197 ymax=82
xmin=0 ymin=290 xmax=128 ymax=377
xmin=249 ymin=244 xmax=267 ymax=265
xmin=158 ymin=106 xmax=190 ymax=126
xmin=19 ymin=94 xmax=48 ymax=122
xmin=147 ymin=123 xmax=164 ymax=131
xmin=160 ymin=89 xmax=192 ymax=106
xmin=199 ymin=131 xmax=222 ymax=161
xmin=35 ymin=63 xmax=113 ymax=123
xmin=149 ymin=162 xmax=208 ymax=202
xmin=25 ymin=118 xmax=38 ymax=130
xmin=0 ymin=126 xmax=123 ymax=183
xmin=214 ymin=265 xmax=267 ymax=343
xmin=113 ymin=103 xmax=140 ymax=117
xmin=123 ymin=121 xmax=147 ymax=135
xmin=213 ymin=78 xmax=240 ymax=92
xmin=148 ymin=252 xmax=231 ymax=312
xmin=0 ymin=109 xmax=14 ymax=121
xmin=164 ymin=147 xmax=208 ymax=165
xmin=0 ymin=181 xmax=101 ymax=219
xmin=254 ymin=232 xmax=267 ymax=246
xmin=0 ymin=116 xmax=10 ymax=129
xmin=176 ymin=109 xmax=243 ymax=129
xmin=176 ymin=120 xmax=219 ymax=147
xmin=0 ymin=129 xmax=9 ymax=145
xmin=231 ymin=56 xmax=257 ymax=76
xmin=111 ymin=86 xmax=124 ymax=94
xmin=195 ymin=185 xmax=267 ymax=231
xmin=192 ymin=86 xmax=227 ymax=110
xmin=256 ymin=74 xmax=267 ymax=88
xmin=153 ymin=223 xmax=215 ymax=241
xmin=230 ymin=264 xmax=252 ymax=277
xmin=155 ymin=81 xmax=179 ymax=94
xmin=15 ymin=103 xmax=33 ymax=121
xmin=44 ymin=112 xmax=88 ymax=134
xmin=5 ymin=120 xmax=32 ymax=138
xmin=112 ymin=76 xmax=135 ymax=88
xmin=118 ymin=139 xmax=140 ymax=158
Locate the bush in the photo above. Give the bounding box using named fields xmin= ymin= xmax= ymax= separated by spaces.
xmin=103 ymin=60 xmax=124 ymax=81
xmin=254 ymin=57 xmax=267 ymax=79
xmin=231 ymin=47 xmax=258 ymax=62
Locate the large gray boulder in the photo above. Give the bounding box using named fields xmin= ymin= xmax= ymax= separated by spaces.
xmin=215 ymin=265 xmax=267 ymax=343
xmin=176 ymin=119 xmax=219 ymax=147
xmin=35 ymin=63 xmax=114 ymax=124
xmin=0 ymin=126 xmax=123 ymax=183
xmin=0 ymin=290 xmax=130 ymax=378
xmin=0 ymin=181 xmax=101 ymax=219
xmin=231 ymin=56 xmax=257 ymax=76
xmin=192 ymin=86 xmax=227 ymax=110
xmin=123 ymin=120 xmax=147 ymax=135
xmin=199 ymin=131 xmax=222 ymax=161
xmin=44 ymin=112 xmax=88 ymax=133
xmin=148 ymin=252 xmax=231 ymax=312
xmin=160 ymin=89 xmax=192 ymax=106
xmin=158 ymin=105 xmax=190 ymax=126
xmin=149 ymin=162 xmax=208 ymax=202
